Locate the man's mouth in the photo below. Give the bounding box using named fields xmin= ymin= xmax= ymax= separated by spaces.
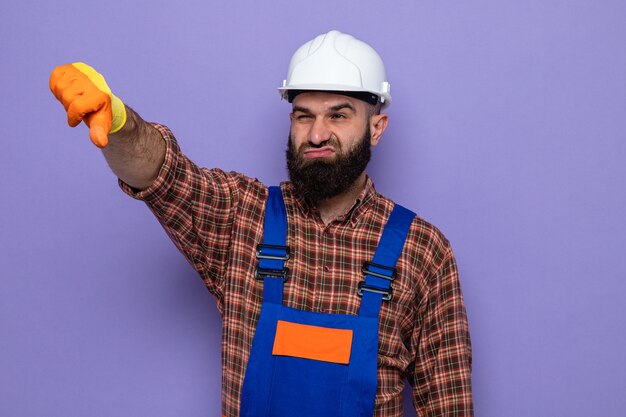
xmin=303 ymin=146 xmax=335 ymax=159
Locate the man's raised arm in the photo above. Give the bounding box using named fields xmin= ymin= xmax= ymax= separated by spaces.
xmin=49 ymin=63 xmax=165 ymax=190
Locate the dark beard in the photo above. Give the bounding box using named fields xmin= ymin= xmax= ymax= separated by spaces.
xmin=286 ymin=126 xmax=371 ymax=203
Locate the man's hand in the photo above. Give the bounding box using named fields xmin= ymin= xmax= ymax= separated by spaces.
xmin=49 ymin=63 xmax=127 ymax=148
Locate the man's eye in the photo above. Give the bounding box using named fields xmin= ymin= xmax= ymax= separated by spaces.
xmin=296 ymin=114 xmax=312 ymax=120
xmin=331 ymin=114 xmax=345 ymax=119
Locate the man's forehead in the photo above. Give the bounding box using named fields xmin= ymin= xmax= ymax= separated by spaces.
xmin=291 ymin=91 xmax=364 ymax=112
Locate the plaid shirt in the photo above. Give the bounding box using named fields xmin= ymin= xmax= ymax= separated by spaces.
xmin=120 ymin=124 xmax=473 ymax=417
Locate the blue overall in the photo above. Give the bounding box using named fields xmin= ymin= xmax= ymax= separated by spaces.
xmin=240 ymin=187 xmax=415 ymax=417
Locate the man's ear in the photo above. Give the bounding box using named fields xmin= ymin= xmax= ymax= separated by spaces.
xmin=369 ymin=113 xmax=389 ymax=146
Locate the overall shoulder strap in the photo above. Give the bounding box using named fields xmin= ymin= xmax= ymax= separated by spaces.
xmin=359 ymin=203 xmax=416 ymax=318
xmin=256 ymin=186 xmax=289 ymax=305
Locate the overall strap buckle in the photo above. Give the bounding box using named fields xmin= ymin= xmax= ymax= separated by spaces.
xmin=357 ymin=262 xmax=396 ymax=301
xmin=361 ymin=261 xmax=396 ymax=280
xmin=256 ymin=244 xmax=290 ymax=261
xmin=255 ymin=243 xmax=290 ymax=281
xmin=357 ymin=281 xmax=393 ymax=301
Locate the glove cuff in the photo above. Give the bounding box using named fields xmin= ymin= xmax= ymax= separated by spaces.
xmin=110 ymin=94 xmax=127 ymax=133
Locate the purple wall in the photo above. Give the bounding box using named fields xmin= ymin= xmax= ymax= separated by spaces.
xmin=2 ymin=1 xmax=625 ymax=416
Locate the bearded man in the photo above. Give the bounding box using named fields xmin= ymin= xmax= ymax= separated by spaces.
xmin=50 ymin=30 xmax=473 ymax=417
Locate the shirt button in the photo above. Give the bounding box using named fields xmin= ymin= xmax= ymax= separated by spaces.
xmin=323 ymin=265 xmax=330 ymax=272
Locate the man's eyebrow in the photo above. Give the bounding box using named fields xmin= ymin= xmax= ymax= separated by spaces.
xmin=291 ymin=102 xmax=357 ymax=114
xmin=292 ymin=106 xmax=312 ymax=113
xmin=329 ymin=103 xmax=356 ymax=113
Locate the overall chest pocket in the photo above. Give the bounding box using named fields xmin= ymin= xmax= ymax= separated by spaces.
xmin=267 ymin=320 xmax=354 ymax=417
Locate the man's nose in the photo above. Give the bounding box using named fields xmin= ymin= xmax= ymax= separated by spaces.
xmin=308 ymin=118 xmax=331 ymax=145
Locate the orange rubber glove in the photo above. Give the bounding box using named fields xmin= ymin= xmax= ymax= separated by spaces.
xmin=49 ymin=63 xmax=127 ymax=148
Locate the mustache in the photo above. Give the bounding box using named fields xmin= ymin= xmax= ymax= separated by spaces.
xmin=290 ymin=136 xmax=342 ymax=154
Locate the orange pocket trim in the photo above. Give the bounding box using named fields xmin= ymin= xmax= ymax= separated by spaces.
xmin=272 ymin=320 xmax=353 ymax=364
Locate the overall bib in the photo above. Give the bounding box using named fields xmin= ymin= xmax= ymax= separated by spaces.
xmin=240 ymin=187 xmax=414 ymax=417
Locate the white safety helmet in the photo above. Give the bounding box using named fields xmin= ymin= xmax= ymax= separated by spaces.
xmin=279 ymin=30 xmax=391 ymax=107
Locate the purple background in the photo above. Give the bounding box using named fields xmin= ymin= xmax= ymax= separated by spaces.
xmin=2 ymin=1 xmax=625 ymax=416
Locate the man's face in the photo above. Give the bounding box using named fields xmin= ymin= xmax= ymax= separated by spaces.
xmin=286 ymin=92 xmax=376 ymax=202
